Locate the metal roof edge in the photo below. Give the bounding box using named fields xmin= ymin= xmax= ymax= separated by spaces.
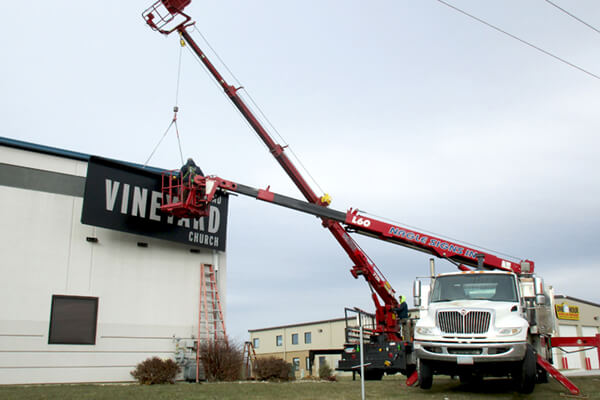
xmin=554 ymin=295 xmax=600 ymax=309
xmin=249 ymin=308 xmax=420 ymax=333
xmin=0 ymin=136 xmax=90 ymax=161
xmin=0 ymin=136 xmax=166 ymax=174
xmin=248 ymin=317 xmax=350 ymax=333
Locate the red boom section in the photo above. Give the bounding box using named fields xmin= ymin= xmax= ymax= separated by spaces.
xmin=179 ymin=27 xmax=399 ymax=337
xmin=143 ymin=2 xmax=400 ymax=338
xmin=345 ymin=209 xmax=534 ymax=274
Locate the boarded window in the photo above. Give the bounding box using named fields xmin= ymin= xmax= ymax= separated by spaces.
xmin=48 ymin=295 xmax=98 ymax=345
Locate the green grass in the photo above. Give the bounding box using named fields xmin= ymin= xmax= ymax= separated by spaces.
xmin=1 ymin=376 xmax=599 ymax=400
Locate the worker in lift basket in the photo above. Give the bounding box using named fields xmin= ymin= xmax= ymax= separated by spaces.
xmin=180 ymin=158 xmax=204 ymax=181
xmin=179 ymin=158 xmax=204 ymax=204
xmin=393 ymin=295 xmax=409 ymax=340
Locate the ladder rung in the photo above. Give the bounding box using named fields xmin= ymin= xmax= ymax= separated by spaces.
xmin=199 ymin=264 xmax=227 ymax=341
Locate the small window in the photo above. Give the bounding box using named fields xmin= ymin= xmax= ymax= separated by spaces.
xmin=291 ymin=333 xmax=298 ymax=345
xmin=306 ymin=357 xmax=311 ymax=370
xmin=48 ymin=295 xmax=98 ymax=345
xmin=304 ymin=331 xmax=311 ymax=344
xmin=253 ymin=338 xmax=259 ymax=349
xmin=276 ymin=335 xmax=283 ymax=346
xmin=292 ymin=357 xmax=300 ymax=370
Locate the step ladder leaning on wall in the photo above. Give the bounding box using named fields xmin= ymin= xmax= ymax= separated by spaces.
xmin=196 ymin=263 xmax=227 ymax=382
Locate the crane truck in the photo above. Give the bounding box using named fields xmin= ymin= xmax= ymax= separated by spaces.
xmin=142 ymin=0 xmax=584 ymax=394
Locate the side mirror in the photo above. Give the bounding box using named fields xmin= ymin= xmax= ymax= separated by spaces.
xmin=534 ymin=276 xmax=545 ymax=305
xmin=413 ymin=280 xmax=422 ymax=307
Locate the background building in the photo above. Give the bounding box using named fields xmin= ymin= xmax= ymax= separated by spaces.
xmin=249 ymin=317 xmax=349 ymax=378
xmin=553 ymin=295 xmax=600 ymax=373
xmin=0 ymin=137 xmax=228 ymax=384
xmin=248 ymin=308 xmax=419 ymax=378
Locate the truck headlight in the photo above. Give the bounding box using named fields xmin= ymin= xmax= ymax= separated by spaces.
xmin=416 ymin=327 xmax=434 ymax=335
xmin=497 ymin=327 xmax=522 ymax=336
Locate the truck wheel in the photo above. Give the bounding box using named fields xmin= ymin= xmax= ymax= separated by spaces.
xmin=514 ymin=345 xmax=536 ymax=394
xmin=418 ymin=360 xmax=433 ymax=389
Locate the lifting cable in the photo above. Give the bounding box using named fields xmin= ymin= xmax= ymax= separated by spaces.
xmin=144 ymin=33 xmax=186 ymax=168
xmin=185 ymin=28 xmax=327 ymax=197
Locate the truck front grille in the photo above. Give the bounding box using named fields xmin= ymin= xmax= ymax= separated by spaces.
xmin=437 ymin=310 xmax=491 ymax=334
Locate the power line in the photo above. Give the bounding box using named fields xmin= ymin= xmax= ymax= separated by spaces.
xmin=435 ymin=0 xmax=600 ymax=80
xmin=544 ymin=0 xmax=600 ymax=35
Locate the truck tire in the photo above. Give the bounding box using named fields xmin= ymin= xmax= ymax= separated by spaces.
xmin=418 ymin=360 xmax=433 ymax=389
xmin=514 ymin=345 xmax=536 ymax=394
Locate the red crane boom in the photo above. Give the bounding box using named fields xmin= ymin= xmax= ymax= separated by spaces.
xmin=143 ymin=3 xmax=589 ymax=393
xmin=143 ymin=0 xmax=400 ymax=338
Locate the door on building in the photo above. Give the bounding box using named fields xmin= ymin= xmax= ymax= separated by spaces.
xmin=554 ymin=325 xmax=582 ymax=370
xmin=582 ymin=326 xmax=599 ymax=370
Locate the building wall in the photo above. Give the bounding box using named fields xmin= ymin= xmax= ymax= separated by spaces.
xmin=552 ymin=296 xmax=600 ymax=372
xmin=0 ymin=144 xmax=227 ymax=384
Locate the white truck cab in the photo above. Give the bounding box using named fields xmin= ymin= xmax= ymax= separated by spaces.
xmin=413 ymin=268 xmax=555 ymax=393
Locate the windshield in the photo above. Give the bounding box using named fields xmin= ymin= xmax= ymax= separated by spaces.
xmin=431 ymin=274 xmax=518 ymax=302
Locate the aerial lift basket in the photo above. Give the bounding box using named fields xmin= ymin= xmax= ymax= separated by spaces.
xmin=160 ymin=170 xmax=206 ymax=218
xmin=161 ymin=172 xmax=237 ymax=219
xmin=142 ymin=0 xmax=191 ymax=34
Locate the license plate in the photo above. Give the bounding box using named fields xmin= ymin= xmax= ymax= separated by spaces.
xmin=457 ymin=356 xmax=474 ymax=365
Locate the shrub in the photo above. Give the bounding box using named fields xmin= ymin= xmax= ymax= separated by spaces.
xmin=131 ymin=357 xmax=180 ymax=384
xmin=199 ymin=339 xmax=243 ymax=381
xmin=254 ymin=357 xmax=293 ymax=381
xmin=319 ymin=360 xmax=333 ymax=380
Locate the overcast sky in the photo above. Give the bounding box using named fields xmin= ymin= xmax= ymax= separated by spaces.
xmin=2 ymin=0 xmax=599 ymax=342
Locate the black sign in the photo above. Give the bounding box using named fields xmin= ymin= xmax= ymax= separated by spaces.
xmin=81 ymin=157 xmax=228 ymax=251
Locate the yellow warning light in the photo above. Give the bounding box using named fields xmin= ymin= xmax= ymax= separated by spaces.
xmin=320 ymin=193 xmax=332 ymax=206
